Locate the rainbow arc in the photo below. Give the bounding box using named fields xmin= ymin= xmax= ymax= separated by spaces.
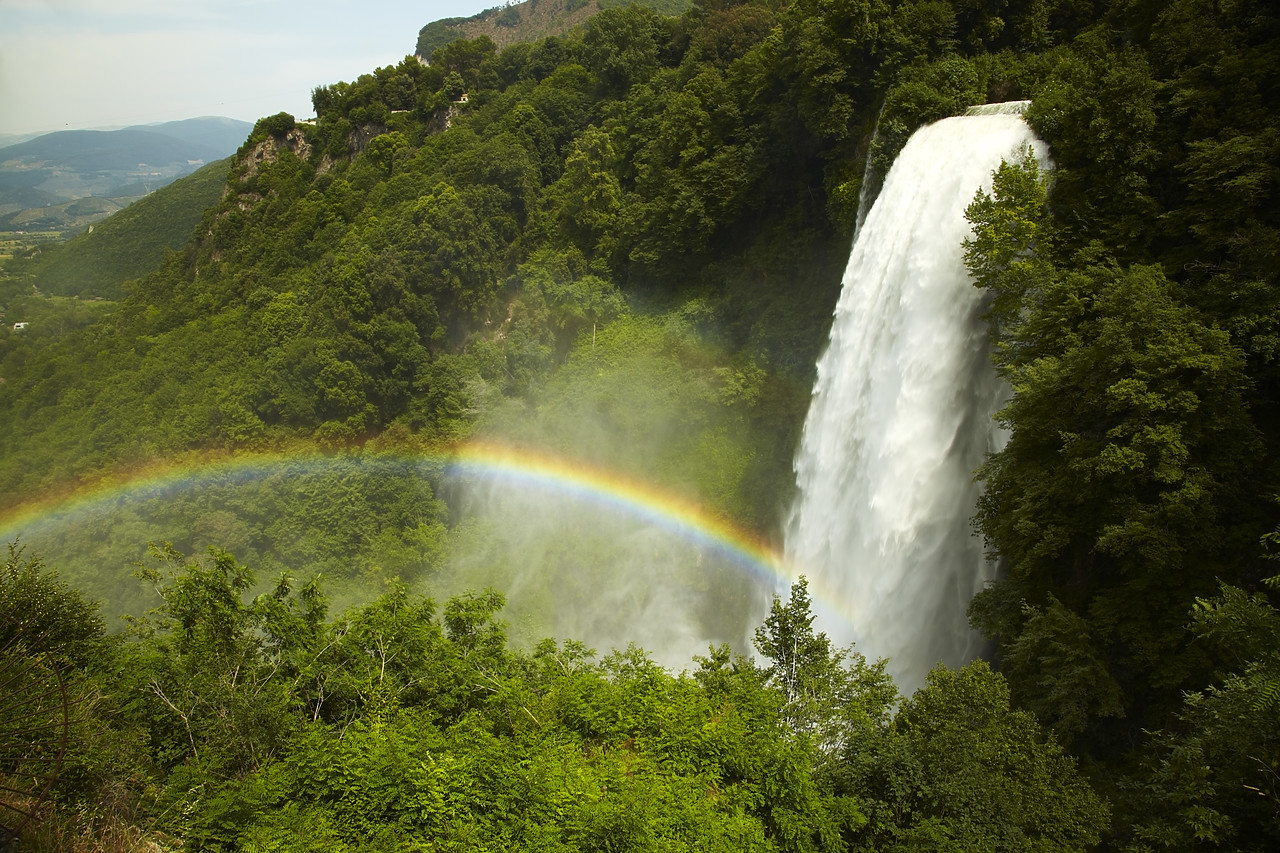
xmin=0 ymin=441 xmax=846 ymax=619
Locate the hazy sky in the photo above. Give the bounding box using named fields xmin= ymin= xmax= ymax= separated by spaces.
xmin=0 ymin=0 xmax=495 ymax=136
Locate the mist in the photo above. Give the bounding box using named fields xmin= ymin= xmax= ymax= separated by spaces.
xmin=0 ymin=306 xmax=784 ymax=669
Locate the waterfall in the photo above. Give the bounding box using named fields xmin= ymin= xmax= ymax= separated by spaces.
xmin=785 ymin=104 xmax=1049 ymax=691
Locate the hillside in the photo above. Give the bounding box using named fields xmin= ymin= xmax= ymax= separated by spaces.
xmin=1 ymin=1 xmax=1278 ymax=850
xmin=7 ymin=158 xmax=232 ymax=300
xmin=415 ymin=0 xmax=692 ymax=57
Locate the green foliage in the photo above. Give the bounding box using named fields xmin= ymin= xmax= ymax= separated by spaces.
xmin=480 ymin=306 xmax=768 ymax=516
xmin=0 ymin=543 xmax=106 ymax=667
xmin=362 ymin=131 xmax=409 ymax=176
xmin=955 ymin=4 xmax=1280 ymax=815
xmin=5 ymin=3 xmax=1280 ymax=848
xmin=415 ymin=17 xmax=470 ymax=61
xmin=602 ymin=0 xmax=692 ymax=13
xmin=433 ymin=36 xmax=499 ymax=92
xmin=1024 ymin=31 xmax=1159 ymax=257
xmin=754 ymin=577 xmax=897 ymax=756
xmin=35 ymin=554 xmax=878 ymax=852
xmin=1000 ymin=596 xmax=1125 ymax=744
xmin=247 ymin=113 xmax=297 ymax=147
xmin=7 ymin=528 xmax=1115 ymax=852
xmin=513 ymin=246 xmax=628 ymax=356
xmin=127 ymin=544 xmax=305 ymax=774
xmin=868 ymin=54 xmax=985 ymax=181
xmin=966 ymin=153 xmax=1264 ymax=737
xmin=0 ymin=0 xmax=845 ymax=534
xmin=1118 ymin=573 xmax=1280 ymax=851
xmin=840 ymin=661 xmax=1111 ymax=851
xmin=579 ymin=4 xmax=673 ymax=96
xmin=311 ymin=58 xmax=440 ymax=131
xmin=542 ymin=124 xmax=625 ymax=256
xmin=608 ymin=64 xmax=764 ymax=269
xmin=686 ymin=2 xmax=777 ymax=68
xmin=5 ymin=448 xmax=450 ymax=629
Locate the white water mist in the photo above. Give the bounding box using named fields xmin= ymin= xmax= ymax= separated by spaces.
xmin=785 ymin=103 xmax=1048 ymax=691
xmin=440 ymin=477 xmax=765 ymax=669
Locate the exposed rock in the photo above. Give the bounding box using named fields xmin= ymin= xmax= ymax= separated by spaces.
xmin=223 ymin=128 xmax=314 ymax=198
xmin=347 ymin=124 xmax=389 ymax=157
xmin=426 ymin=105 xmax=462 ymax=135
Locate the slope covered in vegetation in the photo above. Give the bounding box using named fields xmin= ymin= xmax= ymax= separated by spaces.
xmin=6 ymin=549 xmax=1112 ymax=852
xmin=7 ymin=158 xmax=232 ymax=300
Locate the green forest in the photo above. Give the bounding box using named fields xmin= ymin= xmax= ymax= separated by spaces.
xmin=1 ymin=0 xmax=1277 ymax=849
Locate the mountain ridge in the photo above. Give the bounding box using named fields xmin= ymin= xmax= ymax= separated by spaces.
xmin=415 ymin=0 xmax=692 ymax=58
xmin=0 ymin=116 xmax=251 ymax=231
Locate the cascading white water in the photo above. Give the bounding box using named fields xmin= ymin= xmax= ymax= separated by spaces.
xmin=785 ymin=103 xmax=1048 ymax=691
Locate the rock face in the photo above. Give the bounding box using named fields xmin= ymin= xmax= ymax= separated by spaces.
xmin=345 ymin=124 xmax=389 ymax=158
xmin=416 ymin=0 xmax=604 ymax=58
xmin=236 ymin=129 xmax=314 ymax=184
xmin=414 ymin=0 xmax=693 ymax=59
xmin=220 ymin=128 xmax=326 ymax=216
xmin=427 ymin=105 xmax=462 ymax=135
xmin=205 ymin=129 xmax=314 ymax=260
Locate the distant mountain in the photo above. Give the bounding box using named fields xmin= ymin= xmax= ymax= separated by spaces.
xmin=0 ymin=117 xmax=251 ymax=231
xmin=121 ymin=117 xmax=256 ymax=156
xmin=0 ymin=129 xmax=223 ymax=173
xmin=415 ymin=0 xmax=691 ymax=58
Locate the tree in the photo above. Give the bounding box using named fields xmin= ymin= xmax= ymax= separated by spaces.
xmin=441 ymin=70 xmax=466 ymax=102
xmin=1023 ymin=29 xmax=1160 ymax=259
xmin=0 ymin=544 xmax=127 ymax=826
xmin=0 ymin=543 xmax=106 ymax=668
xmin=250 ymin=112 xmax=297 ymax=143
xmin=998 ymin=595 xmax=1125 ymax=746
xmin=363 ymin=131 xmax=409 ymax=176
xmin=431 ymin=36 xmax=497 ymax=92
xmin=613 ymin=66 xmax=762 ymax=268
xmin=544 ymin=125 xmax=624 ymax=257
xmin=409 ymin=182 xmax=507 ymax=318
xmin=1115 ymin=560 xmax=1280 ymax=851
xmin=514 ymin=247 xmax=627 ymax=354
xmin=126 ymin=545 xmax=300 ymax=773
xmin=966 ymin=154 xmax=1263 ymax=736
xmin=843 ymin=661 xmax=1111 ymax=852
xmin=303 ymin=581 xmax=450 ymax=724
xmin=578 ymin=5 xmax=671 ymax=96
xmin=754 ymin=577 xmax=897 ymax=756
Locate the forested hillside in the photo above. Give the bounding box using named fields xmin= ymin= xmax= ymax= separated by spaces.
xmin=6 ymin=158 xmax=232 ymax=300
xmin=1 ymin=0 xmax=1278 ymax=850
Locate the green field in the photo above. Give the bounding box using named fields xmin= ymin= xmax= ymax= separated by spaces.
xmin=0 ymin=229 xmax=63 ymax=263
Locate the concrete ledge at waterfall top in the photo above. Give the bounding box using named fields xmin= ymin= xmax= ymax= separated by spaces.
xmin=965 ymin=100 xmax=1032 ymax=116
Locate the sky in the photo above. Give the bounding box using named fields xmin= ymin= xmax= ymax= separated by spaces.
xmin=0 ymin=0 xmax=496 ymax=137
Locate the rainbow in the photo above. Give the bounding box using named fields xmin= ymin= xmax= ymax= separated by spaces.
xmin=0 ymin=441 xmax=801 ymax=593
xmin=449 ymin=440 xmax=789 ymax=584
